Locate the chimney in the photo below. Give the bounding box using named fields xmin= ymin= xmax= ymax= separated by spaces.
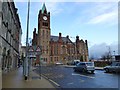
xmin=76 ymin=36 xmax=79 ymax=40
xmin=66 ymin=35 xmax=69 ymax=39
xmin=76 ymin=36 xmax=79 ymax=43
xmin=59 ymin=33 xmax=62 ymax=38
xmin=85 ymin=40 xmax=88 ymax=47
xmin=33 ymin=28 xmax=36 ymax=33
xmin=33 ymin=28 xmax=36 ymax=38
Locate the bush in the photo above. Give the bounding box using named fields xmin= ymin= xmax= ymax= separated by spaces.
xmin=94 ymin=61 xmax=111 ymax=67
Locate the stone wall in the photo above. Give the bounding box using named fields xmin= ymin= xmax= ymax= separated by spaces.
xmin=1 ymin=2 xmax=22 ymax=72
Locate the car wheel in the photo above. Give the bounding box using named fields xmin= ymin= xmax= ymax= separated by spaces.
xmin=91 ymin=70 xmax=94 ymax=74
xmin=82 ymin=68 xmax=86 ymax=73
xmin=105 ymin=68 xmax=109 ymax=73
xmin=74 ymin=69 xmax=77 ymax=72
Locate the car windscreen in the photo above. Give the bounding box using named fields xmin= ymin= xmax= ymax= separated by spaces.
xmin=86 ymin=62 xmax=94 ymax=66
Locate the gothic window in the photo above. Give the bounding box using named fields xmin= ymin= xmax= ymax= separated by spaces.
xmin=47 ymin=31 xmax=49 ymax=38
xmin=2 ymin=47 xmax=6 ymax=70
xmin=42 ymin=30 xmax=45 ymax=38
xmin=42 ymin=22 xmax=48 ymax=26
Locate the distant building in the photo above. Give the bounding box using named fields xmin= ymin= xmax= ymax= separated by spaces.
xmin=0 ymin=1 xmax=22 ymax=72
xmin=32 ymin=3 xmax=88 ymax=64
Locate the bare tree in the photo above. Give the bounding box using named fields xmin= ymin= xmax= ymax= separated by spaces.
xmin=101 ymin=52 xmax=112 ymax=61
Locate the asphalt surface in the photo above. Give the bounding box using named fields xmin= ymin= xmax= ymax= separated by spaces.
xmin=34 ymin=65 xmax=120 ymax=88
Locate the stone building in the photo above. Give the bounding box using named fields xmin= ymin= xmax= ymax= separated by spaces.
xmin=0 ymin=1 xmax=22 ymax=72
xmin=32 ymin=3 xmax=88 ymax=64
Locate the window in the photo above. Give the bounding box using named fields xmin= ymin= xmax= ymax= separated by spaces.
xmin=79 ymin=63 xmax=85 ymax=65
xmin=43 ymin=30 xmax=45 ymax=38
xmin=42 ymin=22 xmax=48 ymax=26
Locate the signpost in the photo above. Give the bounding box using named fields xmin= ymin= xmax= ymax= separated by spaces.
xmin=28 ymin=45 xmax=42 ymax=79
xmin=35 ymin=46 xmax=42 ymax=79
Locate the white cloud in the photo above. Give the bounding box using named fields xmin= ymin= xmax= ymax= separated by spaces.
xmin=45 ymin=2 xmax=64 ymax=16
xmin=83 ymin=2 xmax=118 ymax=25
xmin=89 ymin=42 xmax=118 ymax=59
xmin=87 ymin=10 xmax=117 ymax=24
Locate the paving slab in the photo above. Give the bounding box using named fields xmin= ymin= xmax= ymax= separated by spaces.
xmin=2 ymin=67 xmax=56 ymax=88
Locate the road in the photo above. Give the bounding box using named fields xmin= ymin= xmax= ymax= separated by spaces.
xmin=34 ymin=65 xmax=119 ymax=88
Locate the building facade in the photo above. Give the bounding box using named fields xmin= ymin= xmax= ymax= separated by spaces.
xmin=32 ymin=4 xmax=88 ymax=64
xmin=0 ymin=1 xmax=22 ymax=72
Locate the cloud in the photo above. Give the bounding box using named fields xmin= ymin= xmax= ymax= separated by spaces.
xmin=74 ymin=2 xmax=118 ymax=25
xmin=89 ymin=42 xmax=118 ymax=59
xmin=45 ymin=2 xmax=64 ymax=16
xmin=87 ymin=10 xmax=117 ymax=24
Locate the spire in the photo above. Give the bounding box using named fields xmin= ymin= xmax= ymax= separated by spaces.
xmin=42 ymin=3 xmax=47 ymax=14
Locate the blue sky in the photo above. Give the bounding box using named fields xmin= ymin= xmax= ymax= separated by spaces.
xmin=15 ymin=1 xmax=118 ymax=58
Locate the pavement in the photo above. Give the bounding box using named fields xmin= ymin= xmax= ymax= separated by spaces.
xmin=0 ymin=68 xmax=2 ymax=90
xmin=2 ymin=66 xmax=56 ymax=88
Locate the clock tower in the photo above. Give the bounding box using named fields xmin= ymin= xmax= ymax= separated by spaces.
xmin=38 ymin=3 xmax=50 ymax=63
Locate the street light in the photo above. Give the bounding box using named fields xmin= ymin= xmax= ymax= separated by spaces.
xmin=24 ymin=0 xmax=30 ymax=80
xmin=113 ymin=51 xmax=115 ymax=61
xmin=106 ymin=46 xmax=112 ymax=61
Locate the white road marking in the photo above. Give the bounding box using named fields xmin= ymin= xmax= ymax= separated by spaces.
xmin=49 ymin=79 xmax=60 ymax=87
xmin=79 ymin=79 xmax=85 ymax=82
xmin=67 ymin=82 xmax=74 ymax=85
xmin=72 ymin=73 xmax=95 ymax=79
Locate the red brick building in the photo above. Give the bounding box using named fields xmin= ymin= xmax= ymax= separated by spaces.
xmin=32 ymin=3 xmax=89 ymax=64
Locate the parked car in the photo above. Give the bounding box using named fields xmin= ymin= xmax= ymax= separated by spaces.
xmin=55 ymin=62 xmax=63 ymax=65
xmin=104 ymin=61 xmax=120 ymax=73
xmin=67 ymin=60 xmax=80 ymax=65
xmin=73 ymin=62 xmax=95 ymax=73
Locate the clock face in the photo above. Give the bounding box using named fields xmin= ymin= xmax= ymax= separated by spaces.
xmin=43 ymin=16 xmax=47 ymax=20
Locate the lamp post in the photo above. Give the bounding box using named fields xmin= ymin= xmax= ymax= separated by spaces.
xmin=113 ymin=51 xmax=115 ymax=61
xmin=24 ymin=0 xmax=30 ymax=80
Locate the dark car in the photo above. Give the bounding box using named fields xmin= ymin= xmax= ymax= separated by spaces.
xmin=73 ymin=62 xmax=95 ymax=73
xmin=104 ymin=61 xmax=120 ymax=73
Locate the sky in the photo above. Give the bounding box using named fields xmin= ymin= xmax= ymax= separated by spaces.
xmin=14 ymin=0 xmax=118 ymax=58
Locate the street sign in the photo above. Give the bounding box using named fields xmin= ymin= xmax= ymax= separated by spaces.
xmin=28 ymin=46 xmax=34 ymax=52
xmin=36 ymin=46 xmax=41 ymax=52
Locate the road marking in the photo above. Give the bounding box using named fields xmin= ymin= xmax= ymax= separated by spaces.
xmin=49 ymin=79 xmax=60 ymax=87
xmin=80 ymin=80 xmax=85 ymax=82
xmin=78 ymin=79 xmax=85 ymax=82
xmin=67 ymin=82 xmax=74 ymax=85
xmin=72 ymin=73 xmax=95 ymax=79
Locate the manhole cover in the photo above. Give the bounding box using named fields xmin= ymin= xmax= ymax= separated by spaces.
xmin=32 ymin=76 xmax=41 ymax=80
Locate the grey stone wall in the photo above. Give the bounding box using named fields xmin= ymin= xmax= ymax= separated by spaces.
xmin=1 ymin=2 xmax=22 ymax=71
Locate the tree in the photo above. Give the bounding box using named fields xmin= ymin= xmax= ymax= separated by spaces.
xmin=101 ymin=52 xmax=112 ymax=61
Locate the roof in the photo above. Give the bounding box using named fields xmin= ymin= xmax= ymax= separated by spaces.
xmin=42 ymin=3 xmax=47 ymax=14
xmin=50 ymin=36 xmax=74 ymax=44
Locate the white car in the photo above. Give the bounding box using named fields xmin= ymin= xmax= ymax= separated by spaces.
xmin=73 ymin=62 xmax=95 ymax=73
xmin=104 ymin=62 xmax=120 ymax=73
xmin=55 ymin=62 xmax=63 ymax=65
